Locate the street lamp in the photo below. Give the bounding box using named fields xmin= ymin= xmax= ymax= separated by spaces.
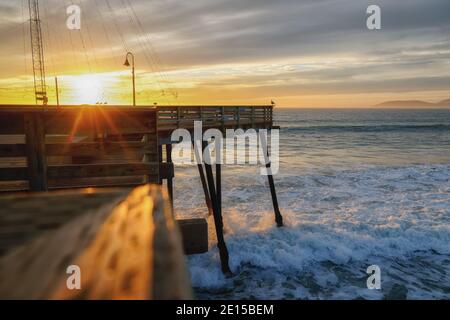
xmin=124 ymin=52 xmax=136 ymax=106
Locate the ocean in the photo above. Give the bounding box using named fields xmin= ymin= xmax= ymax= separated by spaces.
xmin=173 ymin=108 xmax=450 ymax=300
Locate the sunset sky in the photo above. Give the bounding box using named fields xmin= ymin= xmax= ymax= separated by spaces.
xmin=0 ymin=0 xmax=449 ymax=107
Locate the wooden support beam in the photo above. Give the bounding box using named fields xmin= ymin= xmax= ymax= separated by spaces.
xmin=159 ymin=162 xmax=174 ymax=180
xmin=260 ymin=133 xmax=283 ymax=227
xmin=216 ymin=162 xmax=222 ymax=217
xmin=166 ymin=144 xmax=174 ymax=207
xmin=24 ymin=113 xmax=48 ymax=191
xmin=267 ymin=167 xmax=283 ymax=227
xmin=158 ymin=145 xmax=163 ymax=184
xmin=197 ymin=164 xmax=213 ymax=216
xmin=202 ymin=141 xmax=231 ymax=275
xmin=193 ymin=141 xmax=213 ymax=216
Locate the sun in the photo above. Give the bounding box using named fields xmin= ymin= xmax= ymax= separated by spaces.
xmin=66 ymin=74 xmax=105 ymax=105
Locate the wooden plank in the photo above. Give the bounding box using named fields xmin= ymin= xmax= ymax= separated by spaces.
xmin=48 ymin=176 xmax=147 ymax=189
xmin=45 ymin=118 xmax=156 ymax=135
xmin=0 ymin=144 xmax=26 ymax=157
xmin=24 ymin=113 xmax=48 ymax=191
xmin=46 ymin=142 xmax=157 ymax=157
xmin=165 ymin=144 xmax=174 ymax=206
xmin=44 ymin=109 xmax=157 ymax=135
xmin=0 ymin=185 xmax=193 ymax=299
xmin=0 ymin=167 xmax=28 ymax=181
xmin=48 ymin=163 xmax=159 ymax=179
xmin=0 ymin=114 xmax=24 ymax=134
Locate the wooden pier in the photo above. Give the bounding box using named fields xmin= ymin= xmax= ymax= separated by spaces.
xmin=0 ymin=185 xmax=192 ymax=299
xmin=0 ymin=104 xmax=282 ymax=298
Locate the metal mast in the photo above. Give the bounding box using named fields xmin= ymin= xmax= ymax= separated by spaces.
xmin=28 ymin=0 xmax=47 ymax=105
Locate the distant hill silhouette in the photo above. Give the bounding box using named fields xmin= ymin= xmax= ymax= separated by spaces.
xmin=376 ymin=99 xmax=450 ymax=107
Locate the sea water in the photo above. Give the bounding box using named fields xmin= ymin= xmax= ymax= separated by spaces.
xmin=173 ymin=108 xmax=450 ymax=300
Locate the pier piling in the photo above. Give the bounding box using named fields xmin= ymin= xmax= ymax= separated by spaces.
xmin=194 ymin=141 xmax=213 ymax=216
xmin=199 ymin=140 xmax=231 ymax=275
xmin=261 ymin=135 xmax=283 ymax=227
xmin=166 ymin=144 xmax=174 ymax=206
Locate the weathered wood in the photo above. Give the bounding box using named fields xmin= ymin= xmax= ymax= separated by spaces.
xmin=201 ymin=141 xmax=231 ymax=275
xmin=197 ymin=163 xmax=213 ymax=216
xmin=47 ymin=163 xmax=159 ymax=180
xmin=47 ymin=176 xmax=145 ymax=189
xmin=261 ymin=137 xmax=284 ymax=227
xmin=193 ymin=141 xmax=213 ymax=216
xmin=0 ymin=114 xmax=24 ymax=134
xmin=165 ymin=144 xmax=174 ymax=206
xmin=0 ymin=144 xmax=26 ymax=157
xmin=0 ymin=185 xmax=193 ymax=300
xmin=156 ymin=105 xmax=274 ymax=138
xmin=0 ymin=108 xmax=160 ymax=191
xmin=46 ymin=142 xmax=157 ymax=158
xmin=0 ymin=167 xmax=28 ymax=181
xmin=216 ymin=163 xmax=222 ymax=217
xmin=24 ymin=113 xmax=48 ymax=191
xmin=158 ymin=145 xmax=163 ymax=184
xmin=0 ymin=105 xmax=281 ymax=276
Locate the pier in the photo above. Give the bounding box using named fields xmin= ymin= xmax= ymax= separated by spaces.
xmin=0 ymin=104 xmax=282 ymax=298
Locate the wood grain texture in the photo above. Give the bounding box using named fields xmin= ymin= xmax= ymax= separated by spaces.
xmin=24 ymin=113 xmax=48 ymax=191
xmin=0 ymin=185 xmax=193 ymax=300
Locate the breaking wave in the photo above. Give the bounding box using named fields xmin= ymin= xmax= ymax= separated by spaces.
xmin=180 ymin=164 xmax=450 ymax=299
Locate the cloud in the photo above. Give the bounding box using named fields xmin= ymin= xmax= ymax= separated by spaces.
xmin=0 ymin=0 xmax=449 ymax=106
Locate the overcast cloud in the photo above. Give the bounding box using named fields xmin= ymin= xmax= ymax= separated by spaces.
xmin=0 ymin=0 xmax=449 ymax=106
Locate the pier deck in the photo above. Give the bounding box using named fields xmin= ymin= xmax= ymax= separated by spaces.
xmin=0 ymin=104 xmax=282 ymax=290
xmin=0 ymin=105 xmax=274 ymax=192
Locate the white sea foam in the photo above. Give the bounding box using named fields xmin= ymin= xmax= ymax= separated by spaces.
xmin=174 ymin=164 xmax=450 ymax=299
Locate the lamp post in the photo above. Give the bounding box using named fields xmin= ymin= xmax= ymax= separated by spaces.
xmin=124 ymin=52 xmax=136 ymax=106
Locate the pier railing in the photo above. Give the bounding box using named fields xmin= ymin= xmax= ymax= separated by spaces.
xmin=157 ymin=105 xmax=273 ymax=133
xmin=0 ymin=105 xmax=274 ymax=192
xmin=0 ymin=106 xmax=159 ymax=192
xmin=0 ymin=185 xmax=193 ymax=299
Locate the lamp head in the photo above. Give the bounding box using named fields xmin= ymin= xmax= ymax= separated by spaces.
xmin=124 ymin=57 xmax=130 ymax=67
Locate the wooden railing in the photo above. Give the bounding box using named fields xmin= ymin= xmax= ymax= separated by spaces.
xmin=0 ymin=185 xmax=193 ymax=300
xmin=0 ymin=106 xmax=159 ymax=192
xmin=0 ymin=105 xmax=274 ymax=192
xmin=157 ymin=105 xmax=274 ymax=133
